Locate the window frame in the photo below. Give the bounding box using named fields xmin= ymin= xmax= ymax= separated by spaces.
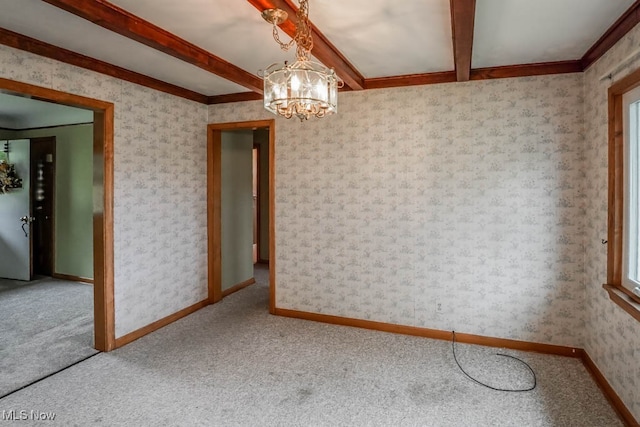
xmin=605 ymin=66 xmax=640 ymax=322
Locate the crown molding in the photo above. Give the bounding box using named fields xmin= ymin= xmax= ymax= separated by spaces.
xmin=581 ymin=0 xmax=640 ymax=70
xmin=0 ymin=28 xmax=208 ymax=104
xmin=43 ymin=0 xmax=263 ymax=93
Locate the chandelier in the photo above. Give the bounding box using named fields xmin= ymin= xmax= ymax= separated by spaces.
xmin=258 ymin=0 xmax=343 ymax=121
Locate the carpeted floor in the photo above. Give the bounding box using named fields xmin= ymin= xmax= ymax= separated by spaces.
xmin=0 ymin=277 xmax=97 ymax=397
xmin=0 ymin=266 xmax=622 ymax=426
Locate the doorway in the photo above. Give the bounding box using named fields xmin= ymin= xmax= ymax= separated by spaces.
xmin=207 ymin=120 xmax=275 ymax=313
xmin=0 ymin=77 xmax=115 ymax=352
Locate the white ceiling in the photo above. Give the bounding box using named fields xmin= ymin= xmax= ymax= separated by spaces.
xmin=0 ymin=0 xmax=636 ymax=98
xmin=306 ymin=0 xmax=454 ymax=77
xmin=0 ymin=0 xmax=248 ymax=95
xmin=473 ymin=0 xmax=636 ymax=68
xmin=0 ymin=93 xmax=92 ymax=129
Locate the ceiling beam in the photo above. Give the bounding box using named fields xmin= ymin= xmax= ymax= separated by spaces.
xmin=246 ymin=0 xmax=365 ymax=91
xmin=470 ymin=61 xmax=583 ymax=80
xmin=365 ymin=72 xmax=457 ymax=90
xmin=42 ymin=0 xmax=263 ymax=94
xmin=208 ymin=92 xmax=263 ymax=105
xmin=0 ymin=27 xmax=208 ymax=104
xmin=581 ymin=0 xmax=640 ymax=70
xmin=449 ymin=0 xmax=476 ymax=82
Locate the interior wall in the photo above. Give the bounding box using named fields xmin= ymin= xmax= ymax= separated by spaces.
xmin=0 ymin=129 xmax=18 ymax=140
xmin=583 ymin=22 xmax=640 ymax=421
xmin=221 ymin=130 xmax=254 ymax=290
xmin=15 ymin=124 xmax=93 ymax=279
xmin=0 ymin=44 xmax=209 ymax=338
xmin=209 ymin=73 xmax=586 ymax=348
xmin=254 ymin=128 xmax=270 ymax=261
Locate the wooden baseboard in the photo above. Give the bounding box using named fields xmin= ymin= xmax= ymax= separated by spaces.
xmin=52 ymin=272 xmax=94 ymax=284
xmin=582 ymin=352 xmax=639 ymax=427
xmin=256 ymin=259 xmax=269 ymax=265
xmin=115 ymin=299 xmax=209 ymax=348
xmin=222 ymin=277 xmax=256 ymax=298
xmin=274 ymin=307 xmax=637 ymax=425
xmin=273 ymin=308 xmax=582 ymax=357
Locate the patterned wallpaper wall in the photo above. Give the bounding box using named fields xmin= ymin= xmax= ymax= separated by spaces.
xmin=0 ymin=44 xmax=209 ymax=337
xmin=209 ymin=73 xmax=586 ymax=348
xmin=2 ymin=28 xmax=636 ymax=419
xmin=583 ymin=23 xmax=640 ymax=421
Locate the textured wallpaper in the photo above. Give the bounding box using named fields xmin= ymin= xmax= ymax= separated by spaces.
xmin=209 ymin=73 xmax=586 ymax=348
xmin=583 ymin=23 xmax=640 ymax=421
xmin=2 ymin=26 xmax=636 ymax=419
xmin=0 ymin=44 xmax=209 ymax=338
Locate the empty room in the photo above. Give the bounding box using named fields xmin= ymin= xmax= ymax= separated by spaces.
xmin=0 ymin=0 xmax=639 ymax=426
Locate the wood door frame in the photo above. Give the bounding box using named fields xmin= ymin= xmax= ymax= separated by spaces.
xmin=29 ymin=136 xmax=56 ymax=278
xmin=0 ymin=77 xmax=116 ymax=352
xmin=252 ymin=142 xmax=261 ymax=264
xmin=207 ymin=120 xmax=275 ymax=313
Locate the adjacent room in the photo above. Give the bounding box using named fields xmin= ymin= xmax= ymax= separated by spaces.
xmin=0 ymin=0 xmax=639 ymax=425
xmin=0 ymin=94 xmax=97 ymax=397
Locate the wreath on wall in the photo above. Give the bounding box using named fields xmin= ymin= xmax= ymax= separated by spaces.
xmin=0 ymin=161 xmax=23 ymax=194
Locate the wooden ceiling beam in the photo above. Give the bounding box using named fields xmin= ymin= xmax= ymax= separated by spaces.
xmin=470 ymin=60 xmax=583 ymax=80
xmin=246 ymin=0 xmax=365 ymax=90
xmin=365 ymin=72 xmax=457 ymax=90
xmin=581 ymin=0 xmax=640 ymax=70
xmin=208 ymin=92 xmax=263 ymax=104
xmin=42 ymin=0 xmax=263 ymax=94
xmin=0 ymin=27 xmax=208 ymax=104
xmin=449 ymin=0 xmax=476 ymax=82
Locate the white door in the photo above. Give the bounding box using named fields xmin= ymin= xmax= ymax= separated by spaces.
xmin=0 ymin=139 xmax=31 ymax=280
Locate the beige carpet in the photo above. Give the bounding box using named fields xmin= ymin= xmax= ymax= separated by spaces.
xmin=0 ymin=277 xmax=97 ymax=397
xmin=0 ymin=266 xmax=623 ymax=426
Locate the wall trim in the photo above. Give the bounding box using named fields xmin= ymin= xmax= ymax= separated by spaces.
xmin=274 ymin=308 xmax=637 ymax=425
xmin=273 ymin=308 xmax=581 ymax=357
xmin=52 ymin=272 xmax=94 ymax=284
xmin=0 ymin=77 xmax=116 ymax=352
xmin=0 ymin=28 xmax=207 ymax=104
xmin=207 ymin=120 xmax=276 ymax=312
xmin=114 ymin=299 xmax=209 ymax=348
xmin=581 ymin=0 xmax=640 ymax=70
xmin=221 ymin=278 xmax=256 ymax=298
xmin=603 ymin=284 xmax=640 ymax=322
xmin=582 ymin=351 xmax=639 ymax=427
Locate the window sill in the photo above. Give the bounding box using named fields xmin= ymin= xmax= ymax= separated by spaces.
xmin=603 ymin=284 xmax=640 ymax=322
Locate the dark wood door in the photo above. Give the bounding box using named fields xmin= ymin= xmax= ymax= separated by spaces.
xmin=30 ymin=137 xmax=56 ymax=277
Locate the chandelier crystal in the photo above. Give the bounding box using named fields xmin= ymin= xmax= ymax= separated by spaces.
xmin=258 ymin=0 xmax=343 ymax=121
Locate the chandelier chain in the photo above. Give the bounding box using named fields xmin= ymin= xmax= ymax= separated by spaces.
xmin=270 ymin=0 xmax=313 ymax=61
xmin=293 ymin=0 xmax=313 ymax=61
xmin=272 ymin=24 xmax=295 ymax=52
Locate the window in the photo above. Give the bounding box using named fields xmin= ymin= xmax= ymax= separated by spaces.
xmin=623 ymin=85 xmax=640 ymax=298
xmin=606 ymin=67 xmax=640 ymax=322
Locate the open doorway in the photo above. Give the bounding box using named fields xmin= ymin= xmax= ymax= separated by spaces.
xmin=0 ymin=86 xmax=113 ymax=396
xmin=207 ymin=120 xmax=275 ymax=313
xmin=0 ymin=79 xmax=115 ymax=374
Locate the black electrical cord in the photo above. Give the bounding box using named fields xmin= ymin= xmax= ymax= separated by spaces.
xmin=451 ymin=331 xmax=536 ymax=392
